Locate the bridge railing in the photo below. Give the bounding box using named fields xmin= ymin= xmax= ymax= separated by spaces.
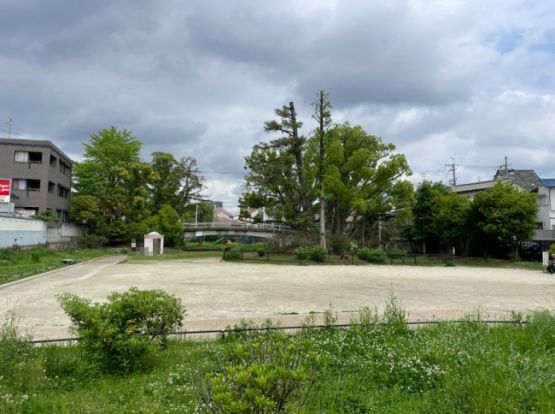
xmin=183 ymin=222 xmax=291 ymax=232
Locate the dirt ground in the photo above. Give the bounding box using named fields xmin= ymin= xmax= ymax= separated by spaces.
xmin=1 ymin=256 xmax=555 ymax=340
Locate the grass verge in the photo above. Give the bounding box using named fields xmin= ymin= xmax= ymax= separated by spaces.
xmin=0 ymin=248 xmax=107 ymax=286
xmin=1 ymin=310 xmax=554 ymax=413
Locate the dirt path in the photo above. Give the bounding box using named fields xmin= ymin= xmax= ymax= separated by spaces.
xmin=1 ymin=257 xmax=554 ymax=340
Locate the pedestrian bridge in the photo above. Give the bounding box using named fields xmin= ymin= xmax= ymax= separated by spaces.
xmin=183 ymin=222 xmax=291 ymax=240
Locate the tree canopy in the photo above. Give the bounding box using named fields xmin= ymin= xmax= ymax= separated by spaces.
xmin=72 ymin=127 xmax=206 ymax=246
xmin=241 ymin=94 xmax=413 ymax=244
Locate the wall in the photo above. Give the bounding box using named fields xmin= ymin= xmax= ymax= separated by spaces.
xmin=46 ymin=223 xmax=83 ymax=244
xmin=0 ymin=216 xmax=47 ymax=248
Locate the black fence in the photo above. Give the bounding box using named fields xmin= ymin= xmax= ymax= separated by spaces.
xmin=223 ymin=250 xmax=455 ymax=266
xmin=29 ymin=319 xmax=530 ymax=345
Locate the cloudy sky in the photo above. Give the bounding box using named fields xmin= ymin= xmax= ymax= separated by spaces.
xmin=2 ymin=0 xmax=555 ymax=211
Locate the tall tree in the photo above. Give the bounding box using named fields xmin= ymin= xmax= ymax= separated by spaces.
xmin=412 ymin=181 xmax=450 ymax=253
xmin=312 ymin=91 xmax=332 ymax=249
xmin=311 ymin=123 xmax=412 ymax=241
xmin=264 ymin=102 xmax=313 ymax=221
xmin=470 ymin=182 xmax=537 ymax=258
xmin=433 ymin=191 xmax=471 ymax=254
xmin=150 ymin=152 xmax=205 ymax=214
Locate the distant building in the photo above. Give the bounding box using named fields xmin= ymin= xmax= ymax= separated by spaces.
xmin=452 ymin=169 xmax=540 ymax=200
xmin=0 ymin=138 xmax=73 ymax=221
xmin=537 ymin=179 xmax=555 ymax=231
xmin=211 ymin=201 xmax=234 ymax=223
xmin=451 ymin=178 xmax=523 ymax=200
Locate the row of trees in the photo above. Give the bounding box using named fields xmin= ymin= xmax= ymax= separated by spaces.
xmin=406 ymin=181 xmax=537 ymax=257
xmin=71 ymin=127 xmax=213 ymax=246
xmin=240 ymin=91 xmax=538 ymax=258
xmin=240 ymin=92 xmax=413 ymax=245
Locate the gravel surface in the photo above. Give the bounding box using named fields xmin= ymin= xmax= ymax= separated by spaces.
xmin=1 ymin=257 xmax=554 ymax=340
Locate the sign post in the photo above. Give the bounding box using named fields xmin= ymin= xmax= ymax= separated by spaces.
xmin=0 ymin=179 xmax=11 ymax=203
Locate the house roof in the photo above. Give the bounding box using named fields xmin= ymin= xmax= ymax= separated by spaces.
xmin=540 ymin=178 xmax=555 ymax=187
xmin=0 ymin=138 xmax=73 ymax=164
xmin=452 ymin=179 xmax=514 ymax=194
xmin=494 ymin=169 xmax=540 ymax=191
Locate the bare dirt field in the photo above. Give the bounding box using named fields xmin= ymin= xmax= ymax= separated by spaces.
xmin=1 ymin=256 xmax=555 ymax=340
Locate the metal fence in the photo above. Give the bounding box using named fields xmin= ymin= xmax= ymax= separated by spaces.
xmin=223 ymin=250 xmax=455 ymax=265
xmin=29 ymin=319 xmax=530 ymax=345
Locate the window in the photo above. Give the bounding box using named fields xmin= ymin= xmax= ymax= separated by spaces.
xmin=48 ymin=181 xmax=55 ymax=193
xmin=29 ymin=152 xmax=42 ymax=163
xmin=50 ymin=155 xmax=57 ymax=167
xmin=12 ymin=179 xmax=27 ymax=190
xmin=14 ymin=151 xmax=42 ymax=163
xmin=13 ymin=179 xmax=40 ymax=191
xmin=59 ymin=160 xmax=71 ymax=176
xmin=14 ymin=151 xmax=28 ymax=163
xmin=57 ymin=184 xmax=69 ymax=199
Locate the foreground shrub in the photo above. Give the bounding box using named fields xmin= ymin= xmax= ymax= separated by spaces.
xmin=201 ymin=332 xmax=320 ymax=413
xmin=58 ymin=288 xmax=184 ymax=374
xmin=357 ymin=247 xmax=387 ymax=263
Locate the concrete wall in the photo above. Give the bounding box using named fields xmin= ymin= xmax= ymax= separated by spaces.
xmin=46 ymin=223 xmax=83 ymax=244
xmin=0 ymin=216 xmax=47 ymax=248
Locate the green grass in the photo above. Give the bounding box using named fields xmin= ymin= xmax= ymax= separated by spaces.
xmin=126 ymin=250 xmax=222 ymax=262
xmin=2 ymin=310 xmax=554 ymax=413
xmin=0 ymin=248 xmax=107 ymax=285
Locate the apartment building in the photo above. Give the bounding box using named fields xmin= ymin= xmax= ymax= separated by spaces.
xmin=0 ymin=138 xmax=72 ymax=221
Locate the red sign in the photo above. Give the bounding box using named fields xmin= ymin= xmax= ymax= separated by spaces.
xmin=0 ymin=179 xmax=11 ymax=203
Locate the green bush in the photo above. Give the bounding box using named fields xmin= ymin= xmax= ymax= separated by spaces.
xmin=386 ymin=247 xmax=406 ymax=259
xmin=201 ymin=332 xmax=319 ymax=413
xmin=357 ymin=247 xmax=387 ymax=263
xmin=294 ymin=247 xmax=310 ymax=260
xmin=224 ymin=249 xmax=241 ymax=261
xmin=309 ymin=246 xmax=328 ymax=262
xmin=58 ymin=288 xmax=184 ymax=374
xmin=549 ymin=243 xmax=555 ymax=256
xmin=328 ymin=236 xmax=351 ymax=256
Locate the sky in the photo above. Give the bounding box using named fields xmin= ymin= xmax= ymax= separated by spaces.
xmin=1 ymin=0 xmax=555 ymax=212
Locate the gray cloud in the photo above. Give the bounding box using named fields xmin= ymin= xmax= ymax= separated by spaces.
xmin=1 ymin=0 xmax=555 ymax=209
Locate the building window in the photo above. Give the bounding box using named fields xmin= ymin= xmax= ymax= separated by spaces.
xmin=59 ymin=160 xmax=71 ymax=176
xmin=12 ymin=179 xmax=40 ymax=191
xmin=57 ymin=184 xmax=70 ymax=199
xmin=48 ymin=181 xmax=56 ymax=193
xmin=50 ymin=155 xmax=57 ymax=167
xmin=14 ymin=151 xmax=28 ymax=163
xmin=29 ymin=152 xmax=42 ymax=163
xmin=14 ymin=151 xmax=42 ymax=164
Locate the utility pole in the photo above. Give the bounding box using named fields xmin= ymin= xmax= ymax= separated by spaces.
xmin=445 ymin=158 xmax=457 ymax=187
xmin=501 ymin=156 xmax=509 ymax=171
xmin=5 ymin=118 xmax=13 ymax=138
xmin=313 ymin=90 xmax=332 ymax=250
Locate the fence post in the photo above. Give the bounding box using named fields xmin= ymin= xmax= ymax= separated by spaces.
xmin=267 ymin=250 xmax=270 ymax=263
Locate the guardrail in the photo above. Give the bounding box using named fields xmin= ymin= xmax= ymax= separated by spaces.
xmin=184 ymin=222 xmax=291 ymax=232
